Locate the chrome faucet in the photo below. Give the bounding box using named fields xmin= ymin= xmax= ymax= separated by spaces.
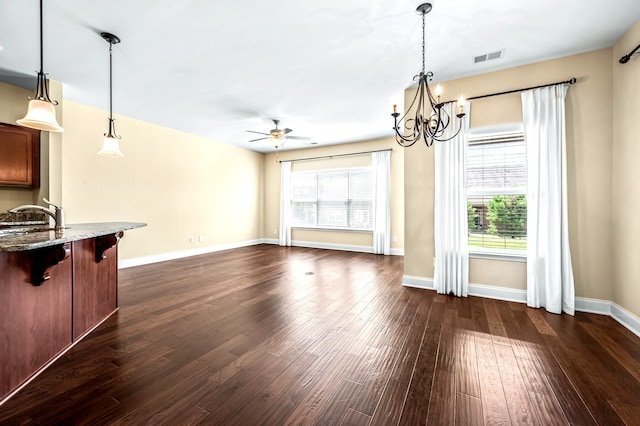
xmin=8 ymin=198 xmax=65 ymax=231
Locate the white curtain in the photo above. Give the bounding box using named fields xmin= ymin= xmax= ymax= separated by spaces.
xmin=522 ymin=85 xmax=575 ymax=315
xmin=434 ymin=102 xmax=470 ymax=296
xmin=279 ymin=161 xmax=292 ymax=246
xmin=372 ymin=150 xmax=391 ymax=255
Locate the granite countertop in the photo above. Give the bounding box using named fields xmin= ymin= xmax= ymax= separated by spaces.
xmin=0 ymin=212 xmax=47 ymax=228
xmin=0 ymin=222 xmax=146 ymax=252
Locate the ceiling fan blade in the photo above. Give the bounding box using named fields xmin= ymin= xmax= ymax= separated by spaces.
xmin=246 ymin=130 xmax=270 ymax=135
xmin=248 ymin=137 xmax=269 ymax=142
xmin=286 ymin=136 xmax=311 ymax=141
xmin=282 ymin=128 xmax=293 ymax=135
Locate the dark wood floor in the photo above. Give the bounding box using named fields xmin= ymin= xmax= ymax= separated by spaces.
xmin=2 ymin=245 xmax=640 ymax=425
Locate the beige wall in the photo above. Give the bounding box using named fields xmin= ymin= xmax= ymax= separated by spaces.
xmin=404 ymin=48 xmax=614 ymax=300
xmin=0 ymin=80 xmax=264 ymax=262
xmin=60 ymin=101 xmax=264 ymax=261
xmin=262 ymin=138 xmax=404 ymax=252
xmin=612 ymin=21 xmax=640 ymax=317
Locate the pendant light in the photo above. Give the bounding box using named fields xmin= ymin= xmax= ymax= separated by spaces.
xmin=17 ymin=0 xmax=64 ymax=132
xmin=98 ymin=32 xmax=124 ymax=157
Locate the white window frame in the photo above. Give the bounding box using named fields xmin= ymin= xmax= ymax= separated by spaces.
xmin=290 ymin=167 xmax=373 ymax=232
xmin=467 ymin=124 xmax=527 ymax=261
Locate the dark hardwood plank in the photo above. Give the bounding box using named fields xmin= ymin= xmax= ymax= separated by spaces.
xmin=397 ymin=300 xmax=445 ymax=424
xmin=455 ymin=327 xmax=481 ymax=399
xmin=456 ymin=392 xmax=483 ymax=426
xmin=370 ymin=293 xmax=430 ymax=425
xmin=2 ymin=245 xmax=640 ymax=425
xmin=340 ymin=408 xmax=371 ymax=426
xmin=474 ymin=331 xmax=511 ymax=425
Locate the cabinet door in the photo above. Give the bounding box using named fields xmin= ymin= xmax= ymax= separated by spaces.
xmin=0 ymin=123 xmax=40 ymax=187
xmin=72 ymin=237 xmax=118 ymax=340
xmin=0 ymin=247 xmax=72 ymax=401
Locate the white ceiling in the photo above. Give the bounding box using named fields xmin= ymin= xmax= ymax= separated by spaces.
xmin=1 ymin=0 xmax=639 ymax=153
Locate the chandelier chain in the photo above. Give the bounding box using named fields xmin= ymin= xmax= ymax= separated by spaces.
xmin=422 ymin=12 xmax=426 ymax=75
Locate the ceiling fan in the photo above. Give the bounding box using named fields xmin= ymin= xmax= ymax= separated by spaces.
xmin=246 ymin=119 xmax=311 ymax=148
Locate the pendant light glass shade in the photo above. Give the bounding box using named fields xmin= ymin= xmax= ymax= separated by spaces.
xmin=98 ymin=134 xmax=124 ymax=157
xmin=17 ymin=98 xmax=63 ymax=132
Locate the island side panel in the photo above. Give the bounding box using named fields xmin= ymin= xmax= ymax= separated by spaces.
xmin=0 ymin=249 xmax=72 ymax=401
xmin=71 ymin=237 xmax=118 ymax=340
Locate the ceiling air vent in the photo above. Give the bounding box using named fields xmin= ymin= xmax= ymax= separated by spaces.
xmin=473 ymin=49 xmax=504 ymax=64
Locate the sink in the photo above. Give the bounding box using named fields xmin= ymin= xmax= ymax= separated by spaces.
xmin=0 ymin=226 xmax=57 ymax=236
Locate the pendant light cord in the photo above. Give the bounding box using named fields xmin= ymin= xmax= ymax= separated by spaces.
xmin=101 ymin=32 xmax=121 ymax=140
xmin=109 ymin=42 xmax=113 ymax=120
xmin=39 ymin=0 xmax=43 ymax=74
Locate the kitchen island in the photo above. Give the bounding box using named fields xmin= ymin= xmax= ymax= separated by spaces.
xmin=0 ymin=222 xmax=145 ymax=405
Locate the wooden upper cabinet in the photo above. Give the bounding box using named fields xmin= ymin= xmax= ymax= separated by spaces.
xmin=0 ymin=122 xmax=40 ymax=188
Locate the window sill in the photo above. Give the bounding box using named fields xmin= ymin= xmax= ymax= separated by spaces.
xmin=469 ymin=250 xmax=526 ymax=262
xmin=292 ymin=226 xmax=372 ymax=233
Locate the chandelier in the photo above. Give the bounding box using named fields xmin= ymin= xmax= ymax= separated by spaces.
xmin=391 ymin=3 xmax=465 ymax=147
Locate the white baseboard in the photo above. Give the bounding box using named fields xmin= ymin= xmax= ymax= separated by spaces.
xmin=119 ymin=238 xmax=403 ymax=269
xmin=401 ymin=276 xmax=526 ymax=303
xmin=292 ymin=240 xmax=373 ymax=254
xmin=118 ymin=239 xmax=264 ymax=269
xmin=401 ymin=274 xmax=640 ymax=338
xmin=574 ymin=297 xmax=612 ymax=315
xmin=263 ymin=238 xmax=404 ymax=256
xmin=611 ymin=303 xmax=640 ymax=338
xmin=402 ymin=275 xmax=434 ymax=289
xmin=468 ymin=283 xmax=527 ymax=303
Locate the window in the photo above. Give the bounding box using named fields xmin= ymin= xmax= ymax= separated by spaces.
xmin=291 ymin=169 xmax=373 ymax=230
xmin=467 ymin=127 xmax=526 ymax=253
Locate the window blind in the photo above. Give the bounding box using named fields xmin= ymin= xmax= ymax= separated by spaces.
xmin=291 ymin=169 xmax=373 ymax=230
xmin=467 ymin=130 xmax=527 ymax=251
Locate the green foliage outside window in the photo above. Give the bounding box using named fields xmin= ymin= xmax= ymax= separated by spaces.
xmin=486 ymin=195 xmax=527 ymax=238
xmin=467 ymin=202 xmax=478 ymax=231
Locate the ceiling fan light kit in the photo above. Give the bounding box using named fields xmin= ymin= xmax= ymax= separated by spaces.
xmin=246 ymin=119 xmax=311 ymax=150
xmin=17 ymin=0 xmax=64 ymax=133
xmin=391 ymin=2 xmax=465 ymax=148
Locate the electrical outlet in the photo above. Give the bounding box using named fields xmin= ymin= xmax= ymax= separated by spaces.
xmin=198 ymin=235 xmax=204 ymax=242
xmin=189 ymin=236 xmax=194 ymax=244
xmin=392 ymin=235 xmax=398 ymax=243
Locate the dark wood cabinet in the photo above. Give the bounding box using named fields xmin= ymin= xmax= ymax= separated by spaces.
xmin=0 ymin=232 xmax=127 ymax=403
xmin=72 ymin=237 xmax=119 ymax=340
xmin=0 ymin=245 xmax=72 ymax=400
xmin=0 ymin=122 xmax=40 ymax=188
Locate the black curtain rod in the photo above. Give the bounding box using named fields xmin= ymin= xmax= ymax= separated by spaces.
xmin=279 ymin=148 xmax=392 ymax=163
xmin=463 ymin=77 xmax=577 ymax=102
xmin=620 ymin=43 xmax=640 ymax=64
